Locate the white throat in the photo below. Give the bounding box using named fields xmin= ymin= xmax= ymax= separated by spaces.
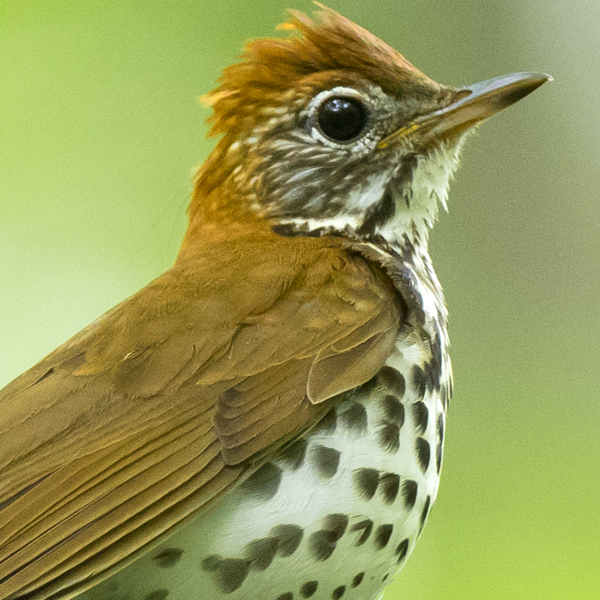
xmin=378 ymin=142 xmax=464 ymax=249
xmin=274 ymin=141 xmax=463 ymax=253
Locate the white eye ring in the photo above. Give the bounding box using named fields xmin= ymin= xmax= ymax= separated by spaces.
xmin=303 ymin=86 xmax=372 ymax=148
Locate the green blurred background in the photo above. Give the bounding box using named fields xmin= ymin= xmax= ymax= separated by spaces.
xmin=1 ymin=1 xmax=598 ymax=598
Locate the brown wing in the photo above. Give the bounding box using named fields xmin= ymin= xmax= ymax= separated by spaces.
xmin=0 ymin=234 xmax=401 ymax=600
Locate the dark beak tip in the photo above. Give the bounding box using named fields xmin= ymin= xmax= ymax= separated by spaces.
xmin=379 ymin=71 xmax=551 ymax=147
xmin=456 ymin=71 xmax=552 ymax=112
xmin=533 ymin=72 xmax=554 ymax=84
xmin=461 ymin=71 xmax=552 ymax=97
xmin=521 ymin=71 xmax=553 ymax=84
xmin=496 ymin=71 xmax=552 ymax=108
xmin=498 ymin=74 xmax=550 ymax=106
xmin=518 ymin=71 xmax=554 ymax=93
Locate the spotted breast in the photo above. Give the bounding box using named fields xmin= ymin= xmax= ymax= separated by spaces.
xmin=0 ymin=5 xmax=550 ymax=600
xmin=79 ymin=243 xmax=450 ymax=600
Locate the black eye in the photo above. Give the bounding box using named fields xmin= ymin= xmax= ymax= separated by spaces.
xmin=317 ymin=96 xmax=367 ymax=142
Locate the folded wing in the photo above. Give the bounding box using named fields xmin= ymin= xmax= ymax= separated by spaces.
xmin=0 ymin=236 xmax=402 ymax=600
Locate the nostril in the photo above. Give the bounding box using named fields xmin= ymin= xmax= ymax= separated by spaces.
xmin=452 ymin=89 xmax=472 ymax=102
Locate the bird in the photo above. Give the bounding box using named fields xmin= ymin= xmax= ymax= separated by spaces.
xmin=0 ymin=5 xmax=549 ymax=600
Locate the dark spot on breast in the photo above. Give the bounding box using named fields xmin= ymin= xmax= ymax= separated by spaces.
xmin=437 ymin=413 xmax=444 ymax=443
xmin=377 ymin=422 xmax=400 ymax=453
xmin=300 ymin=580 xmax=319 ymax=597
xmin=424 ymin=362 xmax=434 ymax=392
xmin=419 ymin=496 xmax=431 ymax=534
xmin=312 ymin=407 xmax=337 ymax=434
xmin=202 ymin=557 xmax=251 ymax=593
xmin=338 ymin=402 xmax=367 ymax=434
xmin=308 ymin=530 xmax=336 ymax=561
xmin=424 ymin=361 xmax=440 ymax=392
xmin=396 ymin=538 xmax=410 ymax=563
xmin=279 ymin=439 xmax=308 ymax=471
xmin=201 ymin=555 xmax=221 ymax=572
xmin=353 ymin=468 xmax=379 ymax=501
xmin=411 ymin=365 xmax=427 ymax=398
xmin=412 ymin=401 xmax=428 ymax=434
xmin=430 ymin=329 xmax=443 ymax=387
xmin=245 ymin=536 xmax=279 ymax=570
xmin=311 ymin=445 xmax=340 ymax=479
xmin=416 ymin=437 xmax=431 ymax=473
xmin=241 ymin=462 xmax=282 ymax=501
xmin=374 ymin=524 xmax=394 ymax=549
xmin=349 ymin=519 xmax=373 ymax=546
xmin=355 ymin=375 xmax=378 ymax=396
xmin=381 ymin=395 xmax=405 ymax=426
xmin=308 ymin=514 xmax=348 ymax=561
xmin=441 ymin=385 xmax=449 ymax=409
xmin=218 ymin=558 xmax=251 ymax=593
xmin=401 ymin=479 xmax=418 ymax=510
xmin=436 ymin=442 xmax=443 ymax=474
xmin=378 ymin=472 xmax=400 ymax=505
xmin=377 ymin=366 xmax=406 ymax=397
xmin=332 ymin=585 xmax=346 ymax=599
xmin=144 ymin=591 xmax=169 ymax=600
xmin=324 ymin=513 xmax=348 ymax=538
xmin=152 ymin=548 xmax=183 ymax=568
xmin=351 ymin=572 xmax=365 ymax=587
xmin=271 ymin=524 xmax=304 ymax=557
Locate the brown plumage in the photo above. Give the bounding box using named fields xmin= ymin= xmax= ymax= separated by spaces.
xmin=0 ymin=226 xmax=401 ymax=598
xmin=204 ymin=3 xmax=438 ymax=138
xmin=0 ymin=4 xmax=549 ymax=600
xmin=183 ymin=3 xmax=447 ymax=234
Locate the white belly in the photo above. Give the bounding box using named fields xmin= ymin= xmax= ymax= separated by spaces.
xmin=81 ymin=333 xmax=449 ymax=600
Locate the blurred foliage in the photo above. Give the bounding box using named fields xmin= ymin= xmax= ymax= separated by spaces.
xmin=0 ymin=1 xmax=598 ymax=599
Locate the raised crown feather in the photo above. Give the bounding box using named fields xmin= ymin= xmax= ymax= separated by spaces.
xmin=205 ymin=3 xmax=438 ymax=137
xmin=184 ymin=4 xmax=444 ymax=237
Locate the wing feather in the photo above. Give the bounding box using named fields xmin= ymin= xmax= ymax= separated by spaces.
xmin=0 ymin=235 xmax=401 ymax=600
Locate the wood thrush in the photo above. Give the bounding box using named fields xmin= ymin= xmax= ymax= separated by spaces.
xmin=0 ymin=5 xmax=549 ymax=600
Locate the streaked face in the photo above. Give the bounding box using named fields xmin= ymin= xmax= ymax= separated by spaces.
xmin=232 ymin=72 xmax=462 ymax=248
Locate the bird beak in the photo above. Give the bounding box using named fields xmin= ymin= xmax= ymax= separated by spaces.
xmin=378 ymin=71 xmax=552 ymax=148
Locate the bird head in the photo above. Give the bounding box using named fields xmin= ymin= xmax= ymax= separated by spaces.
xmin=184 ymin=4 xmax=549 ymax=253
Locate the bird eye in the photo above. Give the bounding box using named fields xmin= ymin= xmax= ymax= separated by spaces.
xmin=317 ymin=96 xmax=367 ymax=142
